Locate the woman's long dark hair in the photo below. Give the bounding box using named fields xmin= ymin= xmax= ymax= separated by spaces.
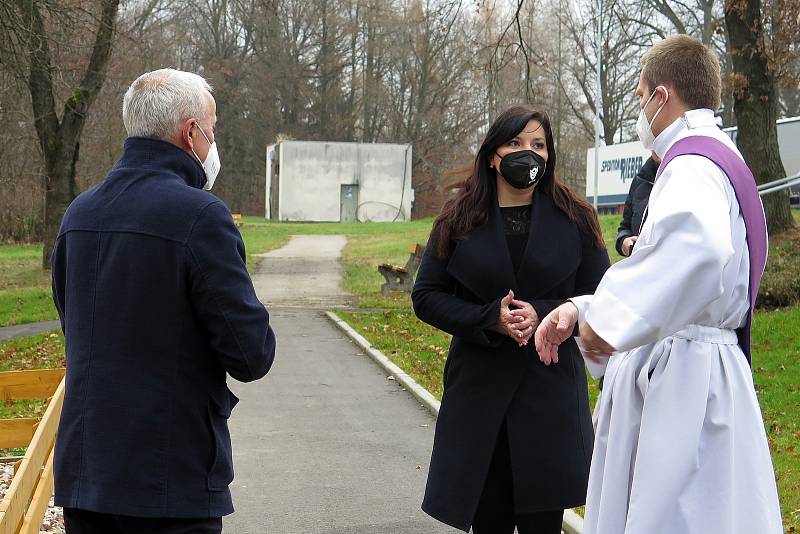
xmin=431 ymin=105 xmax=605 ymax=257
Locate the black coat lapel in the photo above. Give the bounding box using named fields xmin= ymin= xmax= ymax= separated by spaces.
xmin=445 ymin=189 xmax=582 ymax=303
xmin=516 ymin=189 xmax=581 ymax=299
xmin=447 ymin=200 xmax=517 ymax=303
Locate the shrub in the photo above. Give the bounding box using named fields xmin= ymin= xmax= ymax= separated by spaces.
xmin=758 ymin=226 xmax=800 ymax=309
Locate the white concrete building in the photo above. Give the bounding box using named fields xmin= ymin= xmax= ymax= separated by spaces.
xmin=265 ymin=141 xmax=413 ymax=222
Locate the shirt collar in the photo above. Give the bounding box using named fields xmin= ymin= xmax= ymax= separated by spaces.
xmin=653 ymin=108 xmax=717 ymax=159
xmin=683 ymin=108 xmax=717 ymax=129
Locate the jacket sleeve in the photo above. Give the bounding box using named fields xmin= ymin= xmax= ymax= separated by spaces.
xmin=50 ymin=236 xmax=66 ymax=333
xmin=615 ymin=179 xmax=637 ymax=256
xmin=187 ymin=201 xmax=276 ymax=382
xmin=411 ymin=243 xmax=503 ymax=347
xmin=529 ymin=299 xmax=566 ymax=323
xmin=532 ymin=230 xmax=611 ymax=333
xmin=630 ymin=179 xmax=653 ymax=235
xmin=576 ymin=230 xmax=612 ymax=296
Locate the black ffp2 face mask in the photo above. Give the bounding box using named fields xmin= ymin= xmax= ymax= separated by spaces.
xmin=496 ymin=150 xmax=547 ymax=189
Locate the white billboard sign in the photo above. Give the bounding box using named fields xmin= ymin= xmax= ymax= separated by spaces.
xmin=585 ymin=116 xmax=800 ymax=208
xmin=585 ymin=141 xmax=652 ymax=206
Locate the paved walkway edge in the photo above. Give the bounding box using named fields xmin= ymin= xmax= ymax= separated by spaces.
xmin=0 ymin=320 xmax=62 ymax=342
xmin=325 ymin=311 xmax=441 ymax=416
xmin=324 ymin=311 xmax=585 ymax=534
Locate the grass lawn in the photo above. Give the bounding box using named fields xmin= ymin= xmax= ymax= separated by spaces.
xmin=0 ymin=330 xmax=65 ymax=456
xmin=0 ymin=331 xmax=65 ymax=419
xmin=752 ymin=306 xmax=800 ymax=529
xmin=0 ymin=244 xmax=56 ymax=327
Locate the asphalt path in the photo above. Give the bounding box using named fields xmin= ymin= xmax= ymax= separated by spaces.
xmin=224 ymin=235 xmax=453 ymax=533
xmin=0 ymin=320 xmax=61 ymax=342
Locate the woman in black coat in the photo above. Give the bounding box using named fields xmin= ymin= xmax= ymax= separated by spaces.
xmin=412 ymin=106 xmax=610 ymax=533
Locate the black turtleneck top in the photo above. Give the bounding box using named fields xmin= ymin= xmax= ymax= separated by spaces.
xmin=499 ymin=204 xmax=532 ymax=273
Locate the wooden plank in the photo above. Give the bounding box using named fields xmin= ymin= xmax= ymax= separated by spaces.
xmin=0 ymin=378 xmax=64 ymax=534
xmin=378 ymin=263 xmax=407 ymax=273
xmin=407 ymin=243 xmax=426 ymax=256
xmin=0 ymin=419 xmax=38 ymax=449
xmin=19 ymin=445 xmax=55 ymax=534
xmin=0 ymin=370 xmax=65 ymax=401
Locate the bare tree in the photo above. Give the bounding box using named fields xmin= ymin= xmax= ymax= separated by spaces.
xmin=636 ymin=0 xmax=721 ymax=44
xmin=560 ymin=0 xmax=643 ymax=145
xmin=0 ymin=70 xmax=45 ymax=243
xmin=765 ymin=0 xmax=800 ymax=118
xmin=3 ymin=0 xmax=121 ymax=267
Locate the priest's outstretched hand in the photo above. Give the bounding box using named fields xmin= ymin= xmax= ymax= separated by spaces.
xmin=534 ymin=302 xmax=578 ymax=365
xmin=578 ymin=321 xmax=614 ymax=360
xmin=535 ymin=302 xmax=616 ymax=366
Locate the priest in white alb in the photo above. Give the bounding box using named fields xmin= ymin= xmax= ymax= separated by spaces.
xmin=534 ymin=35 xmax=783 ymax=534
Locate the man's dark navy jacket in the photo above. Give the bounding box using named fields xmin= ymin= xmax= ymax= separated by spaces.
xmin=51 ymin=137 xmax=276 ymax=518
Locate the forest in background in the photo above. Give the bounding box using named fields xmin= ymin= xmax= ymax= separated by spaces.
xmin=1 ymin=0 xmax=798 ymax=243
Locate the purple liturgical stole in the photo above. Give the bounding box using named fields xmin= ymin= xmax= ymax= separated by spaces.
xmin=653 ymin=136 xmax=768 ymax=365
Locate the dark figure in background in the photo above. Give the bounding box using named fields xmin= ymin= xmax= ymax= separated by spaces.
xmin=51 ymin=69 xmax=276 ymax=534
xmin=412 ymin=106 xmax=610 ymax=533
xmin=615 ymin=152 xmax=660 ymax=257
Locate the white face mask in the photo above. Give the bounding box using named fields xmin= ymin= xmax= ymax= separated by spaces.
xmin=635 ymin=86 xmax=669 ymax=151
xmin=190 ymin=121 xmax=221 ymax=190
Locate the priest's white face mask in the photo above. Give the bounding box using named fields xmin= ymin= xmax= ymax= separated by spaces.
xmin=191 ymin=121 xmax=221 ymax=191
xmin=635 ymin=86 xmax=669 ymax=151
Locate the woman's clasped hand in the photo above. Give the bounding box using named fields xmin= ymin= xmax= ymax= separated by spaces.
xmin=494 ymin=290 xmax=539 ymax=347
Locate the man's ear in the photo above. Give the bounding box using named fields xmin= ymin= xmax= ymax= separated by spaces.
xmin=183 ymin=121 xmax=195 ymax=150
xmin=657 ymin=85 xmax=671 ymax=106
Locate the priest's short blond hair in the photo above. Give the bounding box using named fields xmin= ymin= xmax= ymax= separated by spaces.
xmin=641 ymin=35 xmax=722 ymax=111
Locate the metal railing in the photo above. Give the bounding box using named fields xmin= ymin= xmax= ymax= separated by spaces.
xmin=758 ymin=172 xmax=800 ymax=197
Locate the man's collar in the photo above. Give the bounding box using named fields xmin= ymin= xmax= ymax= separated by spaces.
xmin=652 ymin=108 xmax=716 ymax=159
xmin=683 ymin=108 xmax=717 ymax=129
xmin=118 ymin=137 xmax=207 ymax=189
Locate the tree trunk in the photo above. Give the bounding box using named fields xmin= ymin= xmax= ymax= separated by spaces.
xmin=13 ymin=0 xmax=121 ymax=268
xmin=725 ymin=0 xmax=795 ymax=234
xmin=42 ymin=143 xmax=79 ymax=267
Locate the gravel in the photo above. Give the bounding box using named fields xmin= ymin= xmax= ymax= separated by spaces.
xmin=0 ymin=462 xmax=64 ymax=534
